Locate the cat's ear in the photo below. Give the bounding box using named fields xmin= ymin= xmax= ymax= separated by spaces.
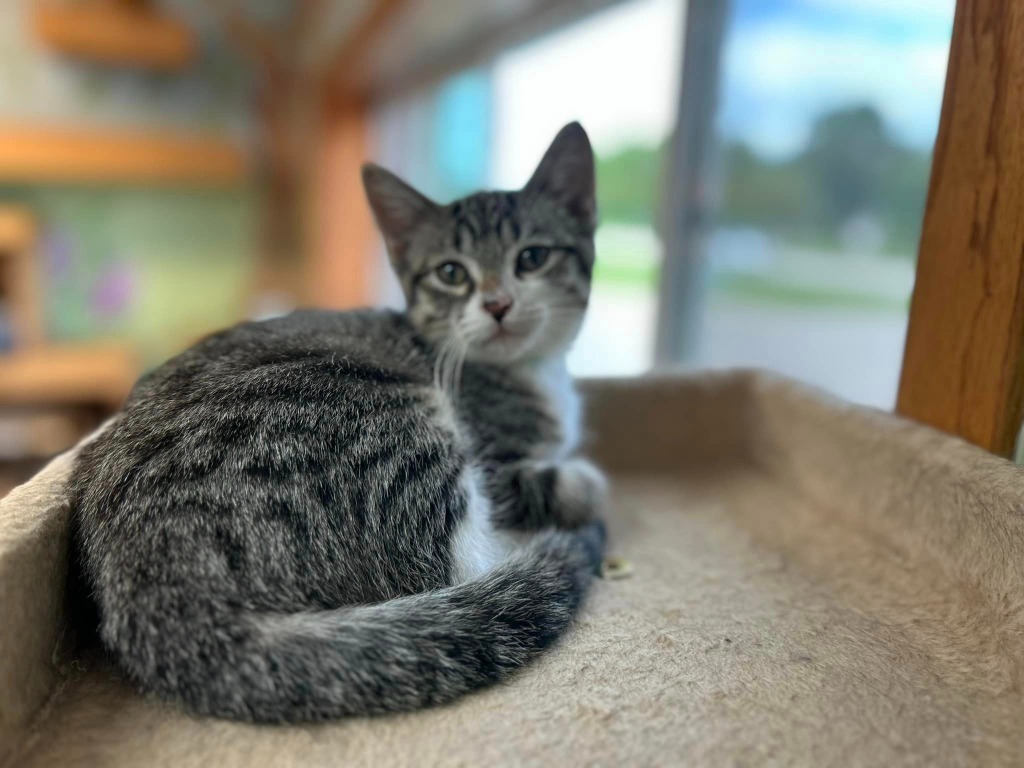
xmin=362 ymin=164 xmax=439 ymax=265
xmin=525 ymin=122 xmax=596 ymax=231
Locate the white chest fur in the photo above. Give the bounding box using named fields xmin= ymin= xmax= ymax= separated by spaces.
xmin=445 ymin=357 xmax=584 ymax=583
xmin=524 ymin=357 xmax=582 ymax=460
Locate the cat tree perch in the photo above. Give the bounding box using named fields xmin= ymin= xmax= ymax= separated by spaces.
xmin=3 ymin=372 xmax=1024 ymax=766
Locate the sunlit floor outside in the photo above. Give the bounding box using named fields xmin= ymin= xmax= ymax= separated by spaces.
xmin=700 ymin=245 xmax=914 ymax=409
xmin=698 ymin=302 xmax=909 ymax=410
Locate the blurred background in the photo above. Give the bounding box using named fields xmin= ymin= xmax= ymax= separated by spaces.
xmin=0 ymin=0 xmax=954 ymax=492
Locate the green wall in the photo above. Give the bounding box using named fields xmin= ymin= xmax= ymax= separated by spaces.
xmin=2 ymin=186 xmax=257 ymax=364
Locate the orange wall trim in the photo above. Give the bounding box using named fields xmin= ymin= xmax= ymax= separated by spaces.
xmin=34 ymin=3 xmax=195 ymax=71
xmin=0 ymin=343 xmax=137 ymax=409
xmin=0 ymin=124 xmax=246 ymax=185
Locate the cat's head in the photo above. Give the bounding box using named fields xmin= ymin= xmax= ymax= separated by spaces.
xmin=363 ymin=122 xmax=596 ymax=366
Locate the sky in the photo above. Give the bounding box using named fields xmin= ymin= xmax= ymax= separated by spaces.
xmin=491 ymin=0 xmax=955 ymax=179
xmin=721 ymin=0 xmax=956 ymax=158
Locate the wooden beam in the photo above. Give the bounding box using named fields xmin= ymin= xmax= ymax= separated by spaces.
xmin=0 ymin=124 xmax=246 ymax=185
xmin=33 ymin=2 xmax=195 ymax=71
xmin=306 ymin=100 xmax=375 ymax=309
xmin=896 ymin=0 xmax=1024 ymax=457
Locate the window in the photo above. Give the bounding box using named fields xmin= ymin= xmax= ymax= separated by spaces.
xmin=675 ymin=0 xmax=955 ymax=408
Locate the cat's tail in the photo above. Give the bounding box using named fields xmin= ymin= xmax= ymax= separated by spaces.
xmin=109 ymin=522 xmax=605 ymax=723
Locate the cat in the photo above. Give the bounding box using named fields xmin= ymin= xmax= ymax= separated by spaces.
xmin=68 ymin=122 xmax=608 ymax=724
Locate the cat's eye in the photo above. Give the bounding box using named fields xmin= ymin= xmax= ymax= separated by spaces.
xmin=435 ymin=261 xmax=469 ymax=287
xmin=516 ymin=246 xmax=551 ymax=275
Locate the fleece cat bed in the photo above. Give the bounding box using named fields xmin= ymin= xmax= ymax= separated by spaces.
xmin=2 ymin=370 xmax=1024 ymax=767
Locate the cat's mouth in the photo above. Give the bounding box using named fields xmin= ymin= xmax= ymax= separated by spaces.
xmin=472 ymin=324 xmax=534 ymax=361
xmin=467 ymin=318 xmax=546 ymax=363
xmin=484 ymin=325 xmax=528 ymax=345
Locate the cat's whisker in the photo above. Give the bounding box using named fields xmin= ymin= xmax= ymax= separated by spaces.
xmin=434 ymin=335 xmax=461 ymax=399
xmin=450 ymin=326 xmax=471 ymax=401
xmin=445 ymin=341 xmax=460 ymax=397
xmin=514 ymin=303 xmax=585 ymax=321
xmin=433 ymin=321 xmax=470 ymax=404
xmin=432 ymin=338 xmax=447 ymax=392
xmin=453 ymin=340 xmax=468 ymax=400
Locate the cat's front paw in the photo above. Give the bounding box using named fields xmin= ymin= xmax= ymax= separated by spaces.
xmin=552 ymin=457 xmax=608 ymax=527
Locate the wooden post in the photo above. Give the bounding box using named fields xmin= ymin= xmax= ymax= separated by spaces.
xmin=896 ymin=0 xmax=1024 ymax=457
xmin=306 ymin=99 xmax=376 ymax=309
xmin=215 ymin=0 xmax=407 ymax=312
xmin=303 ymin=0 xmax=410 ymax=310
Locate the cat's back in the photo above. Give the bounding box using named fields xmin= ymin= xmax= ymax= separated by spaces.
xmin=70 ymin=308 xmax=437 ymax=510
xmin=133 ymin=308 xmax=429 ymax=400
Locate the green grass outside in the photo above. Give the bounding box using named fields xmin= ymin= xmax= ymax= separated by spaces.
xmin=711 ymin=273 xmax=909 ymax=312
xmin=592 ymin=237 xmax=909 ymax=312
xmin=592 ymin=259 xmax=658 ymax=290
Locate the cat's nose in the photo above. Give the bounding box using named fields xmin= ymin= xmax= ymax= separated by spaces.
xmin=482 ymin=295 xmax=513 ymax=323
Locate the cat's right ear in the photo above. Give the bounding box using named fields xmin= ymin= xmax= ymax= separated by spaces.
xmin=362 ymin=164 xmax=438 ymax=266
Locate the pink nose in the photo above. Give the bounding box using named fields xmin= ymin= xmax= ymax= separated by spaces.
xmin=482 ymin=296 xmax=513 ymax=322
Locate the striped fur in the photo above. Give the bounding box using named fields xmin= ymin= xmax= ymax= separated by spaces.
xmin=68 ymin=123 xmax=605 ymax=723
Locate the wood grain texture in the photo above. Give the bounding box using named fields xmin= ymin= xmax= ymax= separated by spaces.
xmin=896 ymin=0 xmax=1024 ymax=457
xmin=0 ymin=124 xmax=246 ymax=185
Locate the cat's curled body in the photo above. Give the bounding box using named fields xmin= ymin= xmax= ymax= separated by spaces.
xmin=69 ymin=123 xmax=608 ymax=723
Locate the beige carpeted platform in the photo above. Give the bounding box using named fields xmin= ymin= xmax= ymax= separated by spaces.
xmin=3 ymin=372 xmax=1024 ymax=767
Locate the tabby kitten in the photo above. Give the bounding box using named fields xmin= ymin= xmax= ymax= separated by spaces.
xmin=69 ymin=122 xmax=607 ymax=724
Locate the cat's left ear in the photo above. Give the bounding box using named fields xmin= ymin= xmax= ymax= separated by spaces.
xmin=525 ymin=122 xmax=596 ymax=231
